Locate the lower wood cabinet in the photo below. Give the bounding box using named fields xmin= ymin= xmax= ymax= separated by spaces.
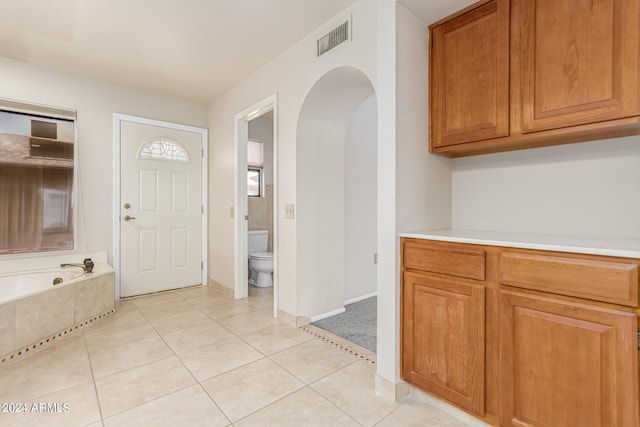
xmin=500 ymin=290 xmax=639 ymax=426
xmin=400 ymin=237 xmax=640 ymax=426
xmin=402 ymin=271 xmax=485 ymax=414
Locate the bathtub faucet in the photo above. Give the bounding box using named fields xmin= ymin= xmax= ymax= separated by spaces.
xmin=61 ymin=258 xmax=94 ymax=273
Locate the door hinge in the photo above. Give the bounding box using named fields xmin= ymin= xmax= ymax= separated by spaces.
xmin=201 ymin=148 xmax=204 ymax=157
xmin=201 ymin=261 xmax=203 ymax=270
xmin=201 ymin=205 xmax=204 ymax=214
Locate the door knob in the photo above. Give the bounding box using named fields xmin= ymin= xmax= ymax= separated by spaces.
xmin=123 ymin=215 xmax=136 ymax=221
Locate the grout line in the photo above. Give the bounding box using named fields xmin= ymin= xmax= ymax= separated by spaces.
xmin=227 ymin=382 xmax=307 ymax=425
xmin=194 ymin=382 xmax=232 ymax=426
xmin=89 ymin=307 xmax=172 ymax=380
xmin=84 ymin=333 xmax=107 ymax=425
xmin=266 ymin=343 xmax=359 ymax=388
xmin=100 ymin=383 xmax=198 ymax=421
xmin=304 ymin=385 xmax=365 ymax=426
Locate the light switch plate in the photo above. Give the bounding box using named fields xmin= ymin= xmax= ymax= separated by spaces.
xmin=284 ymin=204 xmax=295 ymax=219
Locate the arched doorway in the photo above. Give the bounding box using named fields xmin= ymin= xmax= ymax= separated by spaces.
xmin=296 ymin=66 xmax=377 ymax=349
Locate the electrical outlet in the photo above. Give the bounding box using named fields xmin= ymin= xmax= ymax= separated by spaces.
xmin=284 ymin=204 xmax=295 ymax=219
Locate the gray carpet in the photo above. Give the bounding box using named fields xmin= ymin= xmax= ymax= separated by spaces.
xmin=312 ymin=297 xmax=376 ymax=353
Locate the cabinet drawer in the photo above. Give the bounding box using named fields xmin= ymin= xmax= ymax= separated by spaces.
xmin=403 ymin=240 xmax=485 ymax=281
xmin=500 ymin=252 xmax=639 ymax=307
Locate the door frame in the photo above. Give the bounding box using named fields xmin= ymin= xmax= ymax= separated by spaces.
xmin=234 ymin=93 xmax=278 ymax=317
xmin=112 ymin=113 xmax=208 ymax=299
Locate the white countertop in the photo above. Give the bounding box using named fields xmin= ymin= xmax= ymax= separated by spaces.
xmin=399 ymin=229 xmax=640 ymax=258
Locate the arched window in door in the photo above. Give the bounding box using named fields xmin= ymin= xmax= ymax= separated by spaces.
xmin=138 ymin=138 xmax=189 ymax=162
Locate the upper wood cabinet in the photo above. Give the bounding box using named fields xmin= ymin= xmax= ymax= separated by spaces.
xmin=516 ymin=0 xmax=640 ymax=133
xmin=430 ymin=0 xmax=509 ymax=148
xmin=429 ymin=0 xmax=640 ymax=157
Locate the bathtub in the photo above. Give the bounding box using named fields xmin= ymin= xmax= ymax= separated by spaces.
xmin=0 ymin=252 xmax=115 ymax=365
xmin=0 ymin=267 xmax=87 ymax=304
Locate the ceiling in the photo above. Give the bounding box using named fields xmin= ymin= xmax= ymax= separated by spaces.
xmin=0 ymin=0 xmax=477 ymax=104
xmin=0 ymin=0 xmax=358 ymax=103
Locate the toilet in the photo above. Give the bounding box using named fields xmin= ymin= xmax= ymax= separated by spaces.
xmin=248 ymin=230 xmax=274 ymax=287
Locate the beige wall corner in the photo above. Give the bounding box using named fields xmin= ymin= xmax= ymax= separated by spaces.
xmin=277 ymin=309 xmax=310 ymax=327
xmin=375 ymin=374 xmax=412 ymax=402
xmin=207 ymin=279 xmax=234 ymax=298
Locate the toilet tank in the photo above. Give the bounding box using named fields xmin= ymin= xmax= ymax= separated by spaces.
xmin=248 ymin=230 xmax=268 ymax=255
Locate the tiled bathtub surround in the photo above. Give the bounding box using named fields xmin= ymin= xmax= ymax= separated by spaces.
xmin=0 ymin=268 xmax=114 ymax=365
xmin=0 ymin=283 xmax=484 ymax=426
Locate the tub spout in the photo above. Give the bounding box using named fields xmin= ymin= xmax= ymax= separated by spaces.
xmin=61 ymin=258 xmax=94 ymax=273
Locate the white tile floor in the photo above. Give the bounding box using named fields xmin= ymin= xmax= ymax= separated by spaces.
xmin=0 ymin=283 xmax=479 ymax=426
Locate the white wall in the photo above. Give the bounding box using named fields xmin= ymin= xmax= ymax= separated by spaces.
xmin=344 ymin=94 xmax=378 ymax=302
xmin=452 ymin=136 xmax=640 ymax=239
xmin=297 ymin=98 xmax=346 ymax=318
xmin=0 ymin=57 xmax=208 ymax=262
xmin=207 ymin=0 xmax=378 ymax=317
xmin=375 ymin=0 xmax=399 ymax=386
xmin=395 ymin=5 xmax=452 ymax=234
xmin=376 ymin=2 xmax=453 ymax=385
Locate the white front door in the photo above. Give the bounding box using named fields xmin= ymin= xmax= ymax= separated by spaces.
xmin=119 ymin=120 xmax=203 ymax=297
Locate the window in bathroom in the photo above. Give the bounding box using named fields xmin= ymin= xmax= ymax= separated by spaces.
xmin=0 ymin=98 xmax=77 ymax=255
xmin=248 ymin=168 xmax=262 ymax=197
xmin=138 ymin=138 xmax=189 ymax=162
xmin=248 ymin=139 xmax=263 ymax=197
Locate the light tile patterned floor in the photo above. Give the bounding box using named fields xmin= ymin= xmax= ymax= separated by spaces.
xmin=0 ymin=283 xmax=479 ymax=426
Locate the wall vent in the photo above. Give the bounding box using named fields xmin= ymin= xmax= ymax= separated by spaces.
xmin=317 ymin=18 xmax=350 ymax=57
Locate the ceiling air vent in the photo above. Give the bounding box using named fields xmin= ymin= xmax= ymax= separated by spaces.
xmin=317 ymin=18 xmax=350 ymax=57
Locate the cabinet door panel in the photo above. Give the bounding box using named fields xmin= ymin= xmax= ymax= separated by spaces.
xmin=431 ymin=0 xmax=509 ymax=147
xmin=402 ymin=271 xmax=485 ymax=414
xmin=500 ymin=290 xmax=639 ymax=426
xmin=518 ymin=0 xmax=640 ymax=132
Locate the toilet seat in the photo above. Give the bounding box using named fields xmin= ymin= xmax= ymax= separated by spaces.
xmin=250 ymin=251 xmax=273 ymax=260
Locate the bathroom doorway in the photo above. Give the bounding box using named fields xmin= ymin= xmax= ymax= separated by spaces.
xmin=246 ymin=111 xmax=275 ymax=307
xmin=233 ymin=95 xmax=278 ymax=317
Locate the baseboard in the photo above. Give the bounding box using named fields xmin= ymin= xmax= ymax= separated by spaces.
xmin=411 ymin=387 xmax=492 ymax=426
xmin=375 ymin=375 xmax=412 ymax=402
xmin=277 ymin=309 xmax=310 ymax=327
xmin=344 ymin=291 xmax=377 ymax=305
xmin=310 ymin=307 xmax=346 ymax=322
